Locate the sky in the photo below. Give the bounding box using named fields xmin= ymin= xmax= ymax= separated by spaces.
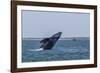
xmin=22 ymin=10 xmax=90 ymax=38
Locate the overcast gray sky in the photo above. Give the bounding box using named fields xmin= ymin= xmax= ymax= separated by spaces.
xmin=22 ymin=10 xmax=90 ymax=38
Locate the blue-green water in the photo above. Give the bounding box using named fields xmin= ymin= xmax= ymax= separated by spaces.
xmin=22 ymin=38 xmax=90 ymax=62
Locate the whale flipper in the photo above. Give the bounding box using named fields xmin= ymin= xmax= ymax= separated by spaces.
xmin=40 ymin=38 xmax=49 ymax=43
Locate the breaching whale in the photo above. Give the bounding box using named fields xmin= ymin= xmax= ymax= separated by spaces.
xmin=40 ymin=32 xmax=62 ymax=50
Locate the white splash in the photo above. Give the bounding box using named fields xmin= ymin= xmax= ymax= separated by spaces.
xmin=29 ymin=48 xmax=43 ymax=51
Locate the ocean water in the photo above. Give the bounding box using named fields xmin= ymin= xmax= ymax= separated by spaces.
xmin=22 ymin=38 xmax=90 ymax=62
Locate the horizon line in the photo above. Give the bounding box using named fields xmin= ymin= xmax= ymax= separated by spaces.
xmin=22 ymin=37 xmax=90 ymax=39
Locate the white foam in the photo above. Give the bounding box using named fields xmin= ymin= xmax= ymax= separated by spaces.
xmin=29 ymin=48 xmax=43 ymax=51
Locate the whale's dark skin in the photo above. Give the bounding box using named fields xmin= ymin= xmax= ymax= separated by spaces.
xmin=40 ymin=32 xmax=62 ymax=50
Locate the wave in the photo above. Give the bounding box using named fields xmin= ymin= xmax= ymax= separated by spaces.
xmin=28 ymin=47 xmax=88 ymax=53
xmin=53 ymin=47 xmax=88 ymax=53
